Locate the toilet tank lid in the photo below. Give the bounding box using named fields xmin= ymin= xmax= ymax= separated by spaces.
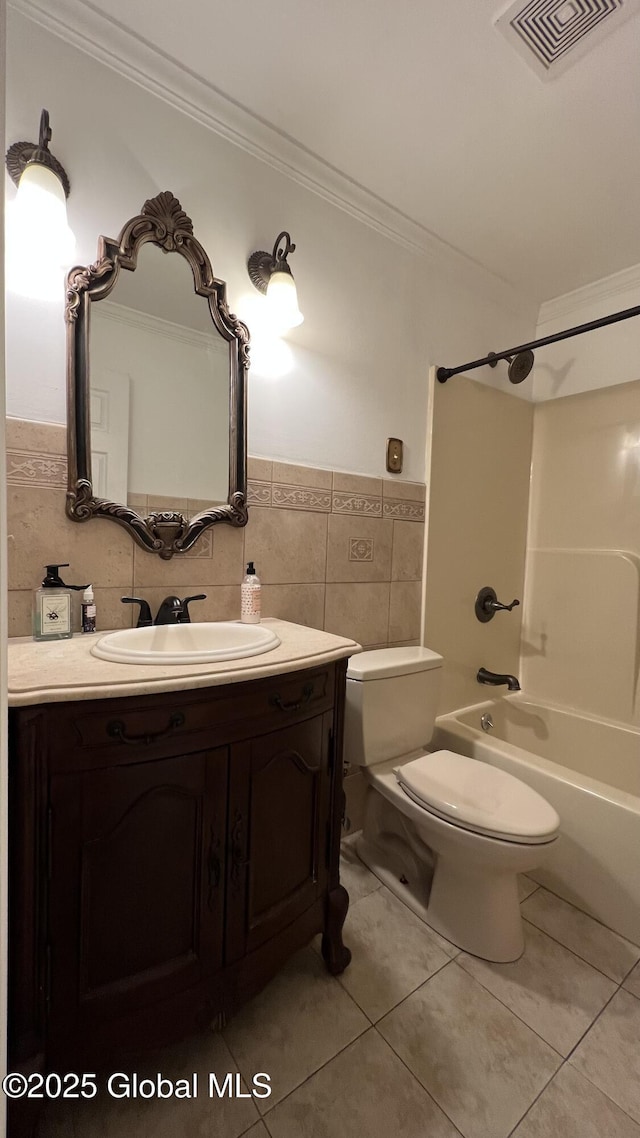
xmin=346 ymin=647 xmax=443 ymax=681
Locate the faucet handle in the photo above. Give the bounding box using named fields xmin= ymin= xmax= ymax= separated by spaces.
xmin=475 ymin=586 xmax=520 ymax=623
xmin=493 ymin=598 xmax=520 ymax=613
xmin=179 ymin=594 xmax=207 ymax=623
xmin=121 ymin=596 xmax=153 ymax=628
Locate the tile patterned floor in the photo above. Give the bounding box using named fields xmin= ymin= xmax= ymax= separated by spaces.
xmin=39 ymin=834 xmax=640 ymax=1138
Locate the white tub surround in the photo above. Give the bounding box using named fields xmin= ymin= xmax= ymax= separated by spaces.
xmin=7 ymin=619 xmax=360 ymax=705
xmin=433 ymin=697 xmax=640 ymax=945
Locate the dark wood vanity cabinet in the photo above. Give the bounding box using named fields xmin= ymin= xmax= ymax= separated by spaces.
xmin=8 ymin=661 xmax=350 ymax=1075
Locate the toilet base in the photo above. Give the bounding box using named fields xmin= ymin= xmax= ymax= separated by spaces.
xmin=425 ymin=856 xmax=525 ymax=961
xmin=356 ymin=783 xmax=553 ymax=962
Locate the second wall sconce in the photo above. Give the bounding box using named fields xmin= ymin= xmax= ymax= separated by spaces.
xmin=247 ymin=230 xmax=304 ymax=331
xmin=5 ymin=108 xmax=75 ymax=296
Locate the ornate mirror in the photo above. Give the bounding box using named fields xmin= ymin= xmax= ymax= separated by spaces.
xmin=65 ymin=191 xmax=249 ymax=558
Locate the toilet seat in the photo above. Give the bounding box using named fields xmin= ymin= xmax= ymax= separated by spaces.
xmin=394 ymin=750 xmax=560 ymax=845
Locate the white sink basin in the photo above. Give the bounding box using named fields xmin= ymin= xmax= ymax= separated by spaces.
xmin=91 ymin=622 xmax=281 ymax=665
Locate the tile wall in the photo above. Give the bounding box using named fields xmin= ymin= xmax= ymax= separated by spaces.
xmin=6 ymin=418 xmax=426 ymax=828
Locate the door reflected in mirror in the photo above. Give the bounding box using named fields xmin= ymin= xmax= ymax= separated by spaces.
xmin=90 ymin=243 xmax=230 ymax=508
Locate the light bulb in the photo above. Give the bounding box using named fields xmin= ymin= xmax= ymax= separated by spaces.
xmin=6 ymin=162 xmax=76 ymax=300
xmin=265 ymin=269 xmax=303 ymax=331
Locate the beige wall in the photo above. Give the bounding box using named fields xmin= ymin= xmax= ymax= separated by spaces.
xmin=6 ymin=417 xmax=425 ymax=651
xmin=424 ymin=376 xmax=534 ymax=713
xmin=522 ymin=378 xmax=640 ymax=726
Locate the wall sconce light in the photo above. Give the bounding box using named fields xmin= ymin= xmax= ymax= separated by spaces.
xmin=247 ymin=231 xmax=304 ymax=331
xmin=5 ymin=108 xmax=75 ymax=296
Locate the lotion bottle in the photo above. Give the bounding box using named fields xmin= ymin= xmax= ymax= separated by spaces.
xmin=81 ymin=584 xmax=97 ymax=633
xmin=240 ymin=562 xmax=261 ymax=624
xmin=33 ymin=564 xmax=74 ymax=641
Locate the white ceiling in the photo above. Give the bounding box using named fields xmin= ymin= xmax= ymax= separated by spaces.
xmin=32 ymin=0 xmax=640 ymax=304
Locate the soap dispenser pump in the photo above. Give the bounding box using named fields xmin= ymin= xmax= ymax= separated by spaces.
xmin=33 ymin=563 xmax=89 ymax=641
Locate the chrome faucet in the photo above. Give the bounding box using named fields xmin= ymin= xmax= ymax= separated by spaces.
xmin=477 ymin=667 xmax=520 ymax=692
xmin=121 ymin=594 xmax=206 ymax=627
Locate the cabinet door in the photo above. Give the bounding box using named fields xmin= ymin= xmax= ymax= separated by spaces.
xmin=47 ymin=748 xmax=227 ymax=1047
xmin=226 ymin=714 xmax=331 ymax=960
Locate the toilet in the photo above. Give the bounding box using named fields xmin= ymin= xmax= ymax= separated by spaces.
xmin=344 ymin=647 xmax=560 ymax=962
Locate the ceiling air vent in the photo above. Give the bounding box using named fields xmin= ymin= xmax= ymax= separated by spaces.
xmin=495 ymin=0 xmax=639 ymax=80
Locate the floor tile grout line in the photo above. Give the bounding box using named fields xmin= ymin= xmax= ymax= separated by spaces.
xmin=238 ymin=1118 xmax=267 ymax=1138
xmin=450 ymin=956 xmax=567 ymax=1060
xmin=518 ymin=914 xmax=635 ymax=986
xmin=335 ymin=950 xmax=456 ymax=1028
xmin=225 ymin=935 xmax=639 ymax=1137
xmin=346 ymin=859 xmax=627 ymax=1030
xmin=564 ymin=982 xmax=629 ymax=1064
xmin=221 ymin=949 xmax=372 ymax=1112
xmin=563 ymin=1064 xmax=640 ymax=1130
xmin=505 ymin=1057 xmax=568 ymax=1138
xmin=258 ymin=1114 xmax=276 ymax=1138
xmin=525 ymin=881 xmax=640 ymax=954
xmin=561 ymin=983 xmax=640 ymax=1127
xmin=255 ymin=1022 xmax=375 ymax=1121
xmin=372 ymin=1017 xmax=466 ymax=1138
xmin=345 ymin=882 xmax=462 ymax=964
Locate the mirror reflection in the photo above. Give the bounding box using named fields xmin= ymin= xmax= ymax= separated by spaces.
xmin=66 ymin=191 xmax=249 ymax=559
xmin=89 ymin=243 xmax=230 ymax=508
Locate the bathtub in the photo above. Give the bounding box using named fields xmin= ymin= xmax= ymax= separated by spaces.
xmin=432 ymin=696 xmax=640 ymax=945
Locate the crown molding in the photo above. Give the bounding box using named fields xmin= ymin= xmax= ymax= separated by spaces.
xmin=98 ymin=299 xmax=229 ymax=354
xmin=10 ymin=0 xmax=535 ymax=319
xmin=538 ymin=261 xmax=640 ymax=326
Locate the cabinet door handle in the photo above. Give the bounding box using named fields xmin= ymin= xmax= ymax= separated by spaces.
xmin=106 ymin=711 xmax=185 ymax=746
xmin=269 ymin=683 xmax=314 ymax=713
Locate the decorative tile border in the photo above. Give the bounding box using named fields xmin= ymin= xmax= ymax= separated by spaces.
xmin=332 ymin=492 xmax=382 ymax=517
xmin=383 ymin=498 xmax=425 ymax=522
xmin=7 ymin=449 xmax=67 ymax=489
xmin=5 ymin=429 xmax=426 ymax=520
xmin=349 ymin=538 xmax=374 ymax=562
xmin=183 ymin=530 xmax=214 ymax=559
xmin=272 ymin=484 xmax=331 ymax=512
xmin=247 ymin=480 xmax=272 ymax=506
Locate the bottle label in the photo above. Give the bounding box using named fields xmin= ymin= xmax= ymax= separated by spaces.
xmin=82 ymin=604 xmax=97 ymax=633
xmin=241 ymin=584 xmax=261 ymax=623
xmin=39 ymin=593 xmax=71 ymax=636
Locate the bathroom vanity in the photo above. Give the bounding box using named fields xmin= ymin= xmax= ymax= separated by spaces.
xmin=8 ymin=620 xmax=357 ymax=1083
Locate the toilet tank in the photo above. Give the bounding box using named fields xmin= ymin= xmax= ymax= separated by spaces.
xmin=344 ymin=647 xmax=443 ymax=768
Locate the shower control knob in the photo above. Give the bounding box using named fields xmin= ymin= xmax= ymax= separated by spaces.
xmin=475 ymin=586 xmax=520 ymax=623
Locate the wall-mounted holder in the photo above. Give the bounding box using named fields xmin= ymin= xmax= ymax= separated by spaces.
xmin=475 ymin=586 xmax=520 ymax=623
xmin=386 ymin=437 xmax=403 ymax=473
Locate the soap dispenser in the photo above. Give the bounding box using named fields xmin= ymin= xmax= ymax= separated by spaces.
xmin=240 ymin=562 xmax=262 ymax=624
xmin=33 ymin=564 xmax=89 ymax=641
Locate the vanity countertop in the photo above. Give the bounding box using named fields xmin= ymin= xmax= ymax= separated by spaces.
xmin=7 ymin=619 xmax=361 ymax=706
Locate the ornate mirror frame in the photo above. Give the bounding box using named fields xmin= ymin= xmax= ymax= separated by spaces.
xmin=65 ymin=191 xmax=249 ymax=559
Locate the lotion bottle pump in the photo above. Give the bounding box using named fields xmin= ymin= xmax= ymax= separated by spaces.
xmin=241 ymin=562 xmax=261 ymax=624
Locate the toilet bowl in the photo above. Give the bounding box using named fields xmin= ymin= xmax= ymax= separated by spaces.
xmin=344 ymin=648 xmax=560 ymax=962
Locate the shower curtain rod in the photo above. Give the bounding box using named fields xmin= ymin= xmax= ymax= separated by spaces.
xmin=436 ymin=300 xmax=640 ymax=383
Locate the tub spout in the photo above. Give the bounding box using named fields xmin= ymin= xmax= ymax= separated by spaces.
xmin=477 ymin=667 xmax=521 ymax=692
